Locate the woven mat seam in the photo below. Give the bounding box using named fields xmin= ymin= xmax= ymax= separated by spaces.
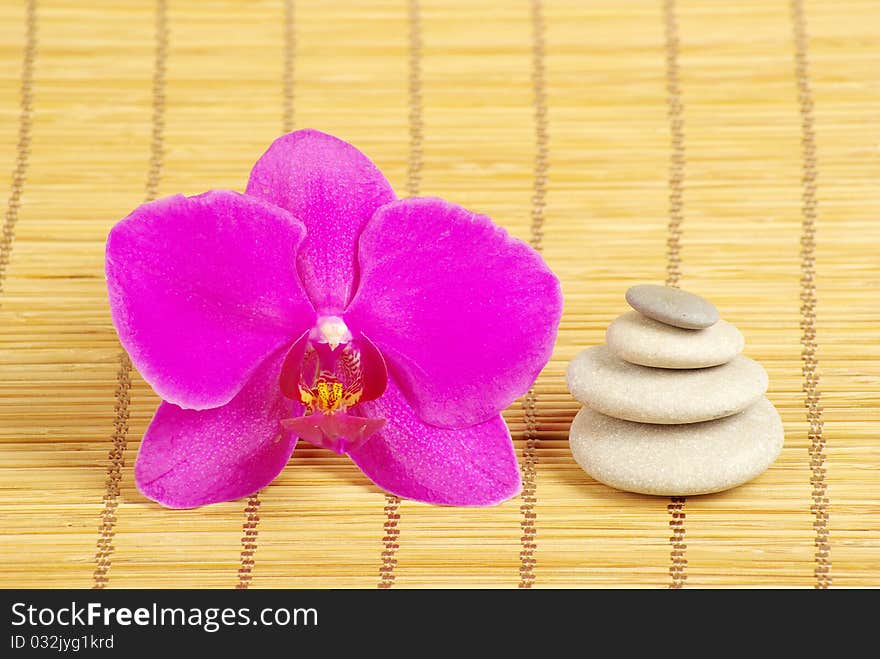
xmin=0 ymin=0 xmax=37 ymax=303
xmin=378 ymin=0 xmax=423 ymax=590
xmin=791 ymin=0 xmax=832 ymax=589
xmin=93 ymin=0 xmax=167 ymax=590
xmin=663 ymin=0 xmax=689 ymax=590
xmin=518 ymin=0 xmax=548 ymax=590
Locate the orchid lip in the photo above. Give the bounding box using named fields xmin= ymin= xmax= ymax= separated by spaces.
xmin=279 ymin=316 xmax=388 ymax=454
xmin=281 ymin=414 xmax=386 ymax=455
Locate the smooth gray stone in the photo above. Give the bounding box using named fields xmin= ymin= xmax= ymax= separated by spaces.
xmin=606 ymin=311 xmax=744 ymax=369
xmin=568 ymin=398 xmax=784 ymax=496
xmin=625 ymin=284 xmax=720 ymax=329
xmin=566 ymin=345 xmax=768 ymax=424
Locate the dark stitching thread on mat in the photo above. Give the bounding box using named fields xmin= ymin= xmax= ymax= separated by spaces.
xmin=405 ymin=0 xmax=423 ymax=200
xmin=518 ymin=0 xmax=547 ymax=590
xmin=791 ymin=0 xmax=831 ymax=589
xmin=0 ymin=0 xmax=37 ymax=302
xmin=93 ymin=0 xmax=167 ymax=589
xmin=378 ymin=0 xmax=422 ymax=590
xmin=237 ymin=0 xmax=298 ymax=591
xmin=237 ymin=494 xmax=262 ymax=589
xmin=378 ymin=495 xmax=401 ymax=588
xmin=664 ymin=0 xmax=688 ymax=589
xmin=667 ymin=497 xmax=687 ymax=587
xmin=282 ymin=0 xmax=296 ymax=134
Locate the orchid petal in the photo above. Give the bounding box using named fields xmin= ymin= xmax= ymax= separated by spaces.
xmin=135 ymin=352 xmax=299 ymax=509
xmin=350 ymin=375 xmax=522 ymax=506
xmin=246 ymin=129 xmax=396 ymax=311
xmin=106 ymin=190 xmax=315 ymax=410
xmin=345 ymin=197 xmax=562 ymax=428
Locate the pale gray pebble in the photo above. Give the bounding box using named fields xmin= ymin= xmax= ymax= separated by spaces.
xmin=569 ymin=398 xmax=784 ymax=496
xmin=566 ymin=345 xmax=768 ymax=424
xmin=625 ymin=284 xmax=720 ymax=329
xmin=606 ymin=311 xmax=744 ymax=369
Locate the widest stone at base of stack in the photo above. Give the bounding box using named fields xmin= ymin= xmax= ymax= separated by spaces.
xmin=566 ymin=285 xmax=783 ymax=497
xmin=569 ymin=400 xmax=783 ymax=496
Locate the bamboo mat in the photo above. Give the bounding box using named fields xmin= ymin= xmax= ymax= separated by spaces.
xmin=1 ymin=0 xmax=878 ymax=589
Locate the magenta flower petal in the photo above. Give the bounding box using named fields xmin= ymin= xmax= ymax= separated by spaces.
xmin=246 ymin=129 xmax=396 ymax=311
xmin=350 ymin=376 xmax=522 ymax=506
xmin=106 ymin=190 xmax=316 ymax=410
xmin=345 ymin=197 xmax=563 ymax=428
xmin=135 ymin=352 xmax=298 ymax=508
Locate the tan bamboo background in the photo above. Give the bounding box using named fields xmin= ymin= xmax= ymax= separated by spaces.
xmin=1 ymin=0 xmax=878 ymax=589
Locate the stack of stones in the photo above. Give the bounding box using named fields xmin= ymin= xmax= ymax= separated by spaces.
xmin=566 ymin=285 xmax=783 ymax=496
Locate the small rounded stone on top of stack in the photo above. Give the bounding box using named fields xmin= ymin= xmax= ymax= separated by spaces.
xmin=626 ymin=284 xmax=719 ymax=329
xmin=566 ymin=284 xmax=782 ymax=497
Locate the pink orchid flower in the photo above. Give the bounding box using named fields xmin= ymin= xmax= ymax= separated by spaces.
xmin=105 ymin=130 xmax=562 ymax=508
